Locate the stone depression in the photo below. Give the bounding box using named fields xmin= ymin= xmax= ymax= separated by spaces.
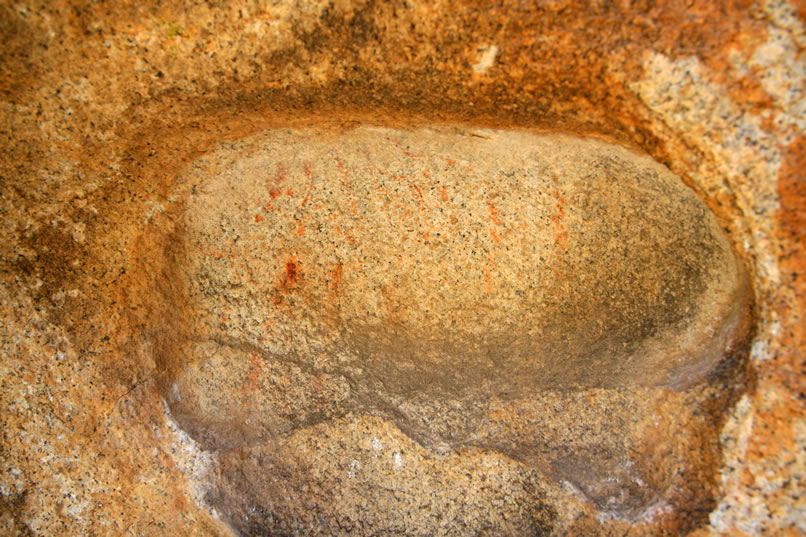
xmin=144 ymin=126 xmax=752 ymax=535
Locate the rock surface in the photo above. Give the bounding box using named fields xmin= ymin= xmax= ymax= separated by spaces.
xmin=165 ymin=128 xmax=748 ymax=395
xmin=0 ymin=0 xmax=803 ymax=536
xmin=148 ymin=127 xmax=751 ymax=533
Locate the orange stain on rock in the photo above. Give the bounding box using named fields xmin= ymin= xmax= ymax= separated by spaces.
xmin=551 ymin=191 xmax=567 ymax=249
xmin=273 ymin=257 xmax=300 ymax=305
xmin=409 ymin=182 xmax=425 ymax=208
xmin=266 ymin=164 xmax=287 ymax=192
xmin=487 ymin=201 xmax=501 ymax=225
xmin=331 ymin=224 xmax=356 ymax=245
xmin=294 ymin=218 xmax=306 ymax=237
xmin=483 ymin=265 xmax=494 ymax=293
xmin=336 ymin=158 xmax=351 ymax=188
xmin=329 ymin=264 xmax=343 ymax=294
xmin=255 ymin=214 xmax=263 ymax=223
xmin=284 ymin=259 xmax=298 ymax=287
xmin=775 ymin=135 xmax=806 ymax=392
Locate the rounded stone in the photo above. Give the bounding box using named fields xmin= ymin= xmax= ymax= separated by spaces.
xmin=138 ymin=125 xmax=755 ymax=532
xmin=164 ymin=127 xmax=750 ymax=413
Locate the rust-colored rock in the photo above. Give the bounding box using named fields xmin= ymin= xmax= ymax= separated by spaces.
xmin=0 ymin=0 xmax=802 ymax=536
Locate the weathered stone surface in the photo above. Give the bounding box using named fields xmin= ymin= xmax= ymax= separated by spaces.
xmin=165 ymin=128 xmax=748 ymax=396
xmin=1 ymin=0 xmax=803 ymax=536
xmin=209 ymin=416 xmax=557 ymax=537
xmin=160 ymin=127 xmax=751 ymax=435
xmin=149 ymin=127 xmax=752 ymax=531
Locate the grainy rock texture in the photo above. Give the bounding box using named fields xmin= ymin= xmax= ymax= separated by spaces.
xmin=151 ymin=127 xmax=751 ymax=533
xmin=0 ymin=1 xmax=803 ymax=536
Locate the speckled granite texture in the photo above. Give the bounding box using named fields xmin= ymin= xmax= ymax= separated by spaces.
xmin=0 ymin=1 xmax=803 ymax=536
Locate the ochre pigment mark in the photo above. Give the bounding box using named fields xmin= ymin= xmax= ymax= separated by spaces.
xmin=336 ymin=158 xmax=351 ymax=188
xmin=409 ymin=182 xmax=425 ymax=208
xmin=329 ymin=264 xmax=343 ymax=294
xmin=266 ymin=164 xmax=288 ymax=193
xmin=487 ymin=201 xmax=501 ymax=225
xmin=551 ymin=188 xmax=567 ymax=249
xmin=329 ymin=224 xmax=355 ymax=245
xmin=284 ymin=259 xmax=298 ymax=287
xmin=483 ymin=265 xmax=494 ymax=294
xmin=487 ymin=201 xmax=502 ymax=243
xmin=294 ymin=218 xmax=306 ymax=237
xmin=273 ymin=257 xmax=300 ymax=305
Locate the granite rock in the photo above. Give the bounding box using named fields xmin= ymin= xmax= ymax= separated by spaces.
xmin=144 ymin=127 xmax=752 ymax=532
xmin=0 ymin=0 xmax=803 ymax=536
